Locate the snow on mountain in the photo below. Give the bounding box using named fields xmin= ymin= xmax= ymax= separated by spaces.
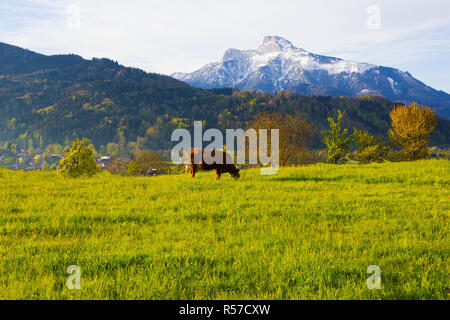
xmin=173 ymin=36 xmax=450 ymax=118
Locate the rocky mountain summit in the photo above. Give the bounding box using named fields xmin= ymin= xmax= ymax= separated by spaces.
xmin=173 ymin=36 xmax=450 ymax=118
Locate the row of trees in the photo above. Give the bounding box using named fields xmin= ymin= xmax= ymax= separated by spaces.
xmin=243 ymin=102 xmax=438 ymax=166
xmin=56 ymin=102 xmax=439 ymax=178
xmin=321 ymin=103 xmax=437 ymax=164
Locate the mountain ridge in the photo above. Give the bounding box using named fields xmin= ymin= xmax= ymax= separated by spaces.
xmin=172 ymin=36 xmax=450 ymax=118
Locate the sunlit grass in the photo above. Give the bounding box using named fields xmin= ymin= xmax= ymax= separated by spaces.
xmin=0 ymin=160 xmax=448 ymax=299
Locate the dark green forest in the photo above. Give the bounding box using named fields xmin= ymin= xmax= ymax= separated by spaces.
xmin=1 ymin=42 xmax=449 ymax=154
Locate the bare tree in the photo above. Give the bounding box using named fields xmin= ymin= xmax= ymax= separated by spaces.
xmin=247 ymin=112 xmax=315 ymax=166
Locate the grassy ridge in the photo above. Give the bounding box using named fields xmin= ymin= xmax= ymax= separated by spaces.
xmin=0 ymin=160 xmax=448 ymax=299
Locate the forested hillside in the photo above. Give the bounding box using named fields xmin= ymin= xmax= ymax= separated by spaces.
xmin=1 ymin=42 xmax=449 ymax=153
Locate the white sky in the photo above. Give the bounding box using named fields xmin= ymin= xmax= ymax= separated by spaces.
xmin=1 ymin=0 xmax=449 ymax=92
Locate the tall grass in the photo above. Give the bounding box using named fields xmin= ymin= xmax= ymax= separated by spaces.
xmin=0 ymin=160 xmax=448 ymax=299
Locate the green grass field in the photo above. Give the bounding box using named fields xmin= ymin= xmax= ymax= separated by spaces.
xmin=0 ymin=160 xmax=448 ymax=299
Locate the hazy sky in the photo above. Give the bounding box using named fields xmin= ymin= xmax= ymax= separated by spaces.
xmin=1 ymin=0 xmax=449 ymax=92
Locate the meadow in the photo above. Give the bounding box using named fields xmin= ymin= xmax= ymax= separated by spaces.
xmin=0 ymin=160 xmax=448 ymax=299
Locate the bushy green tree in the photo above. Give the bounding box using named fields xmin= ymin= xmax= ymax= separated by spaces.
xmin=57 ymin=138 xmax=99 ymax=178
xmin=321 ymin=110 xmax=353 ymax=164
xmin=351 ymin=129 xmax=389 ymax=163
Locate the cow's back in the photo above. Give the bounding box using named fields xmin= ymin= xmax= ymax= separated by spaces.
xmin=187 ymin=148 xmax=234 ymax=167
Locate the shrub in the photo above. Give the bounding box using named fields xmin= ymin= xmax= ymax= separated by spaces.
xmin=57 ymin=138 xmax=99 ymax=178
xmin=125 ymin=160 xmax=141 ymax=176
xmin=133 ymin=150 xmax=169 ymax=173
xmin=351 ymin=129 xmax=389 ymax=164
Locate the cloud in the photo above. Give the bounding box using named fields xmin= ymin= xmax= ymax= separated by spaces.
xmin=1 ymin=0 xmax=449 ymax=91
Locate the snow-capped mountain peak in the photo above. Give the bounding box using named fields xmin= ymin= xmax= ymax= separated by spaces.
xmin=257 ymin=35 xmax=298 ymax=52
xmin=173 ymin=36 xmax=377 ymax=88
xmin=172 ymin=36 xmax=450 ymax=118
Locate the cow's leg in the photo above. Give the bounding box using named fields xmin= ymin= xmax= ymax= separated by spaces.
xmin=191 ymin=165 xmax=196 ymax=179
xmin=216 ymin=170 xmax=221 ymax=180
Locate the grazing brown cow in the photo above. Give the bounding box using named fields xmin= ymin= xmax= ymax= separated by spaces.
xmin=187 ymin=148 xmax=240 ymax=180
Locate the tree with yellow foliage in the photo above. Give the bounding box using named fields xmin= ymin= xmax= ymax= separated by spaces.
xmin=388 ymin=103 xmax=437 ymax=161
